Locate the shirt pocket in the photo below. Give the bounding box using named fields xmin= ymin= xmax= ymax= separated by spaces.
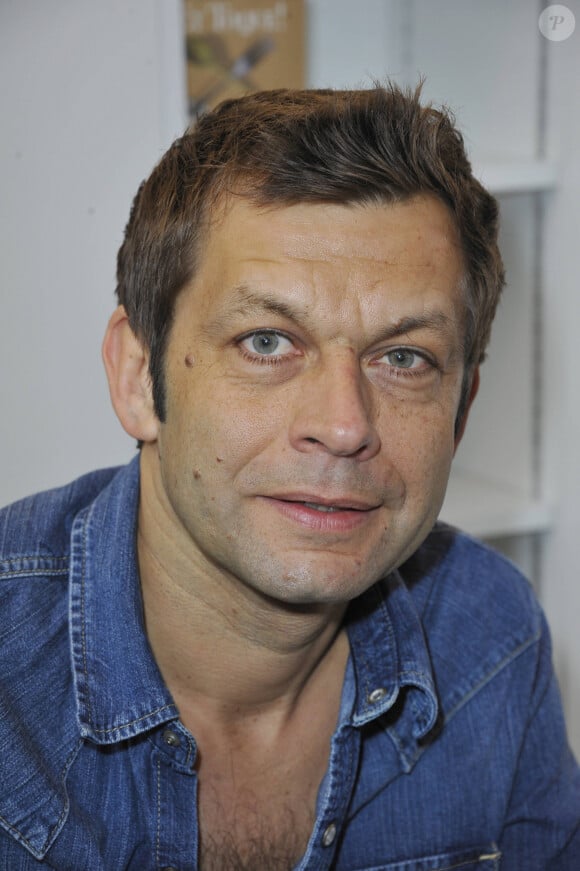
xmin=350 ymin=843 xmax=501 ymax=871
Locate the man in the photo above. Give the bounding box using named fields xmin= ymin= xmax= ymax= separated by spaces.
xmin=0 ymin=85 xmax=578 ymax=870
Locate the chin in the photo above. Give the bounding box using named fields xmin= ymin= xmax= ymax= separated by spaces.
xmin=253 ymin=562 xmax=382 ymax=608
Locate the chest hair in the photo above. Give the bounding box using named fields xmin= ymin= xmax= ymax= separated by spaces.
xmin=199 ymin=789 xmax=314 ymax=871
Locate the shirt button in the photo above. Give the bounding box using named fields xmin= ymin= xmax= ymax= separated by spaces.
xmin=162 ymin=729 xmax=181 ymax=747
xmin=368 ymin=687 xmax=387 ymax=704
xmin=322 ymin=822 xmax=337 ymax=847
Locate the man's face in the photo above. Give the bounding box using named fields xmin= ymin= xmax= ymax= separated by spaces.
xmin=150 ymin=195 xmax=468 ymax=605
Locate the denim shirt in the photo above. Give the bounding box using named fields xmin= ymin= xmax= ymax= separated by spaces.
xmin=0 ymin=457 xmax=578 ymax=870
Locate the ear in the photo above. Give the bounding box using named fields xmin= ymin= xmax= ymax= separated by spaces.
xmin=454 ymin=366 xmax=480 ymax=451
xmin=102 ymin=306 xmax=160 ymax=442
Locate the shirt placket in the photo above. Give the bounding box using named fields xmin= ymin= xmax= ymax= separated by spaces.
xmin=149 ymin=723 xmax=199 ymax=871
xmin=295 ymin=722 xmax=361 ymax=871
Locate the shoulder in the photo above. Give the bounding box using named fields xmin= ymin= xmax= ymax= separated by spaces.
xmin=0 ymin=465 xmax=124 ymax=564
xmin=401 ymin=523 xmax=544 ymax=717
xmin=0 ymin=469 xmax=128 ymax=700
xmin=0 ymin=463 xmax=132 ymax=858
xmin=403 ymin=522 xmax=541 ymax=634
xmin=0 ymin=463 xmax=128 ymax=682
xmin=0 ymin=464 xmax=128 ymax=696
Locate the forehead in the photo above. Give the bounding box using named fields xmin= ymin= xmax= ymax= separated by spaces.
xmin=184 ymin=194 xmax=466 ymax=328
xmin=201 ymin=192 xmax=463 ymax=272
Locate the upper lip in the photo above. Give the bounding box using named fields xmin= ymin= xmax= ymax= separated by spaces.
xmin=264 ymin=493 xmax=381 ymax=511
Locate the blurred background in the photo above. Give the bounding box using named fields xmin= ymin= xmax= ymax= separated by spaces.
xmin=1 ymin=0 xmax=579 ymax=753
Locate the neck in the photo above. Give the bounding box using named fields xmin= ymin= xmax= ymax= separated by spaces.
xmin=137 ymin=446 xmax=349 ymax=721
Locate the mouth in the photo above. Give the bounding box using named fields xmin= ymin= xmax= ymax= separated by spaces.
xmin=300 ymin=502 xmax=346 ymax=513
xmin=268 ymin=491 xmax=380 ymax=509
xmin=260 ymin=493 xmax=381 ymax=532
xmin=289 ymin=499 xmax=376 ymax=514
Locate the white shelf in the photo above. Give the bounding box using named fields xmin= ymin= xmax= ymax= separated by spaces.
xmin=474 ymin=159 xmax=557 ymax=195
xmin=440 ymin=469 xmax=552 ymax=539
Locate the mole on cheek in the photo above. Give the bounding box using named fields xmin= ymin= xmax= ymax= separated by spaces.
xmin=184 ymin=354 xmax=195 ymax=368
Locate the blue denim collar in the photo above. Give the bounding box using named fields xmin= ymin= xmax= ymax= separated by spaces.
xmin=344 ymin=572 xmax=438 ymax=743
xmin=70 ymin=455 xmax=178 ymax=744
xmin=70 ymin=456 xmax=438 ymax=750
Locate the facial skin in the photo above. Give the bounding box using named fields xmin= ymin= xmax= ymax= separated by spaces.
xmin=132 ymin=195 xmax=473 ymax=608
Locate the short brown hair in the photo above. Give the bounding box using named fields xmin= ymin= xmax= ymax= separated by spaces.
xmin=116 ymin=84 xmax=504 ymax=423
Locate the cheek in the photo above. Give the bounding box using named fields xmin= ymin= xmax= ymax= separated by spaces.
xmin=377 ymin=399 xmax=457 ymax=478
xmin=226 ymin=392 xmax=285 ymax=451
xmin=166 ymin=372 xmax=290 ymax=475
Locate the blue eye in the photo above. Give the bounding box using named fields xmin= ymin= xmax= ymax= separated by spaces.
xmin=386 ymin=349 xmax=418 ymax=369
xmin=251 ymin=331 xmax=281 ymax=355
xmin=239 ymin=330 xmax=294 ymax=358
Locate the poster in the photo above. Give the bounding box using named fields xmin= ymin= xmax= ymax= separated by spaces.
xmin=184 ymin=0 xmax=305 ymax=117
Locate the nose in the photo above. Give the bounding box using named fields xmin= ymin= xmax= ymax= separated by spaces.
xmin=289 ymin=350 xmax=381 ymax=460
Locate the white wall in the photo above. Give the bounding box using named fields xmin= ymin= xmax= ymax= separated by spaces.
xmin=541 ymin=17 xmax=580 ymax=755
xmin=1 ymin=0 xmax=579 ymax=753
xmin=0 ymin=0 xmax=185 ymax=501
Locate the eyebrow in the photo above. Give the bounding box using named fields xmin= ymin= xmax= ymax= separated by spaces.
xmin=378 ymin=311 xmax=458 ymax=342
xmin=207 ymin=285 xmax=460 ymax=347
xmin=205 ymin=286 xmax=312 ymax=335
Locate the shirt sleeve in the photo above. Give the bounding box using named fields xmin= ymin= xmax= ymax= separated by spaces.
xmin=499 ymin=611 xmax=580 ymax=869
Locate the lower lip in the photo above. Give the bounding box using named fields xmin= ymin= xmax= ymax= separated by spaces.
xmin=261 ymin=497 xmax=377 ymax=532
